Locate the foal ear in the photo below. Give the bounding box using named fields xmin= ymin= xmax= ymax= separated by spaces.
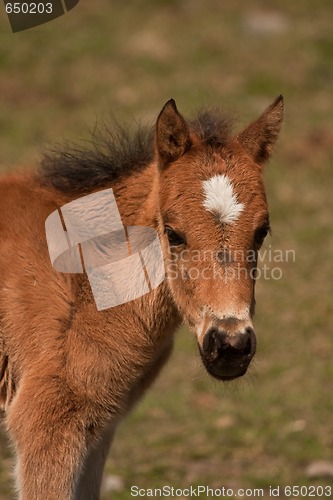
xmin=236 ymin=95 xmax=284 ymax=166
xmin=155 ymin=99 xmax=192 ymax=168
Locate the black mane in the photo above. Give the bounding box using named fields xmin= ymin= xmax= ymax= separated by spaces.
xmin=38 ymin=109 xmax=232 ymax=195
xmin=39 ymin=122 xmax=155 ymax=195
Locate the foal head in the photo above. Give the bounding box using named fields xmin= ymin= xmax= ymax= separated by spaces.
xmin=155 ymin=98 xmax=283 ymax=380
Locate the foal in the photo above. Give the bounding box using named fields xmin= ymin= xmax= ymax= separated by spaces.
xmin=0 ymin=97 xmax=283 ymax=499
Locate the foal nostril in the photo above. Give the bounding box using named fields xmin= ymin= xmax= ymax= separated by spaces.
xmin=230 ymin=327 xmax=256 ymax=357
xmin=202 ymin=328 xmax=223 ymax=358
xmin=232 ymin=327 xmax=254 ymax=355
xmin=203 ymin=328 xmax=238 ymax=363
xmin=244 ymin=326 xmax=256 ymax=356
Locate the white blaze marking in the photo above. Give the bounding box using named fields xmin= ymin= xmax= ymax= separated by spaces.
xmin=202 ymin=174 xmax=244 ymax=223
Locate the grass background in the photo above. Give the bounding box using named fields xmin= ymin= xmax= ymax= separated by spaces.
xmin=0 ymin=0 xmax=332 ymax=498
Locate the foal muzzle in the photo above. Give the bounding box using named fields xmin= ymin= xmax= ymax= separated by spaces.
xmin=199 ymin=319 xmax=256 ymax=380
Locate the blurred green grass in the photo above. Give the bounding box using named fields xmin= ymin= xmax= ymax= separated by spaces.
xmin=0 ymin=0 xmax=332 ymax=498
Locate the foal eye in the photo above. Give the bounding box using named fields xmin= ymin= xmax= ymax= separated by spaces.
xmin=254 ymin=224 xmax=270 ymax=247
xmin=164 ymin=226 xmax=186 ymax=247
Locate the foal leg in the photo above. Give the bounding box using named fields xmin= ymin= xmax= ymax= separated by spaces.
xmin=6 ymin=379 xmax=93 ymax=500
xmin=74 ymin=423 xmax=115 ymax=500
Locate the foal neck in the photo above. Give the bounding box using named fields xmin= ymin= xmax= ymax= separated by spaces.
xmin=112 ymin=162 xmax=159 ymax=229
